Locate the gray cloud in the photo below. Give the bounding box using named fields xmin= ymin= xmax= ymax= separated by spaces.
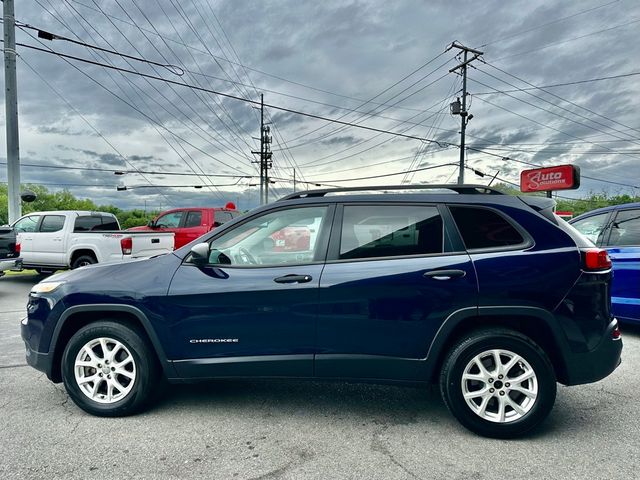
xmin=0 ymin=0 xmax=637 ymax=211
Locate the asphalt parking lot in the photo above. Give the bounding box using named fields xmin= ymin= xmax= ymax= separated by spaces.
xmin=1 ymin=272 xmax=639 ymax=480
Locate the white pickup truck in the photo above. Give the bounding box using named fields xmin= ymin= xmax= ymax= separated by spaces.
xmin=11 ymin=210 xmax=174 ymax=272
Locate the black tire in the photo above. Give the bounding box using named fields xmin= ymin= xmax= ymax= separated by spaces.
xmin=61 ymin=320 xmax=160 ymax=417
xmin=440 ymin=328 xmax=556 ymax=438
xmin=71 ymin=254 xmax=97 ymax=269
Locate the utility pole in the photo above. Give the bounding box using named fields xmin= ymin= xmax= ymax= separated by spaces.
xmin=293 ymin=168 xmax=296 ymax=192
xmin=4 ymin=0 xmax=21 ymax=223
xmin=264 ymin=124 xmax=271 ymax=203
xmin=251 ymin=94 xmax=272 ymax=205
xmin=447 ymin=42 xmax=483 ymax=185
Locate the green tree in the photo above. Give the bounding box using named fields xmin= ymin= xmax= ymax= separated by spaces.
xmin=0 ymin=184 xmax=159 ymax=228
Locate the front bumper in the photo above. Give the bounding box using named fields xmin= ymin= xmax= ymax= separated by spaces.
xmin=21 ymin=319 xmax=54 ymax=380
xmin=562 ymin=319 xmax=622 ymax=386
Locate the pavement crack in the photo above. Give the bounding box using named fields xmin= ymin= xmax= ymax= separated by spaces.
xmin=248 ymin=447 xmax=314 ymax=480
xmin=371 ymin=428 xmax=420 ymax=480
xmin=0 ymin=363 xmax=28 ymax=369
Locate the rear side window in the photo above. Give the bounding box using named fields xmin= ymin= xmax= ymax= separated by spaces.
xmin=39 ymin=215 xmax=65 ymax=233
xmin=184 ymin=211 xmax=202 ymax=228
xmin=450 ymin=206 xmax=524 ymax=250
xmin=99 ymin=217 xmax=119 ymax=230
xmin=339 ymin=205 xmax=443 ymax=260
xmin=608 ymin=209 xmax=640 ymax=246
xmin=74 ymin=216 xmax=102 ymax=232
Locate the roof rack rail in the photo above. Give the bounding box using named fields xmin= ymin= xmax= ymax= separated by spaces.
xmin=277 ymin=184 xmax=504 ymax=201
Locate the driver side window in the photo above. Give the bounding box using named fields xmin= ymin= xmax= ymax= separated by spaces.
xmin=156 ymin=211 xmax=183 ymax=228
xmin=206 ymin=206 xmax=328 ymax=267
xmin=13 ymin=215 xmax=41 ymax=233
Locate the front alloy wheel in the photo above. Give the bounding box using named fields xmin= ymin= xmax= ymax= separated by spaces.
xmin=74 ymin=337 xmax=137 ymax=404
xmin=62 ymin=320 xmax=160 ymax=416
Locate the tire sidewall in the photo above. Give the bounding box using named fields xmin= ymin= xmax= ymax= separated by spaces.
xmin=443 ymin=333 xmax=556 ymax=438
xmin=71 ymin=255 xmax=96 ymax=270
xmin=61 ymin=322 xmax=155 ymax=416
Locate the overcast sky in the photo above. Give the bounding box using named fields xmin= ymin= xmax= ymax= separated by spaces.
xmin=1 ymin=0 xmax=639 ymax=211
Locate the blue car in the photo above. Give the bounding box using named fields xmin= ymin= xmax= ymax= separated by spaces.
xmin=570 ymin=203 xmax=640 ymax=324
xmin=22 ymin=185 xmax=622 ymax=438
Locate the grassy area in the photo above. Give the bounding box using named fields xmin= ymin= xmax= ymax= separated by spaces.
xmin=4 ymin=269 xmax=39 ymax=276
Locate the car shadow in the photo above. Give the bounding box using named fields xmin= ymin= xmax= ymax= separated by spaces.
xmin=153 ymin=379 xmax=449 ymax=428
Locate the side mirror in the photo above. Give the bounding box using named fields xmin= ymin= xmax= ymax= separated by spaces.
xmin=147 ymin=220 xmax=157 ymax=228
xmin=190 ymin=242 xmax=210 ymax=266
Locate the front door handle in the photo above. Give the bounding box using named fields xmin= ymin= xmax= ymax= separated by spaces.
xmin=274 ymin=274 xmax=313 ymax=284
xmin=423 ymin=269 xmax=466 ymax=281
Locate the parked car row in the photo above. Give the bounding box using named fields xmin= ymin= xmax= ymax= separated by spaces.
xmin=10 ymin=211 xmax=174 ymax=272
xmin=129 ymin=203 xmax=241 ymax=249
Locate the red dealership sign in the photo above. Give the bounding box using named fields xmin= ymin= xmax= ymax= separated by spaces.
xmin=520 ymin=165 xmax=580 ymax=193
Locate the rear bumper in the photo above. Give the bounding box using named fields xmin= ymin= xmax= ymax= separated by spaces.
xmin=0 ymin=257 xmax=22 ymax=273
xmin=562 ymin=319 xmax=622 ymax=386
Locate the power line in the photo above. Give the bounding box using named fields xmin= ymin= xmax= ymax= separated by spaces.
xmin=63 ymin=0 xmax=448 ymax=116
xmin=479 ymin=62 xmax=640 ymax=135
xmin=39 ymin=0 xmax=252 ymax=179
xmin=294 ymin=79 xmax=458 ymax=171
xmin=493 ymin=16 xmax=640 ymax=62
xmin=45 ymin=0 xmax=227 ymax=201
xmin=140 ymin=0 xmax=257 ymax=152
xmin=470 ymin=73 xmax=640 ymax=145
xmin=466 ymin=146 xmax=639 ymax=189
xmin=84 ymin=0 xmax=255 ymax=171
xmin=0 ymin=161 xmax=255 ymax=178
xmin=19 ymin=56 xmax=176 ymax=206
xmin=469 ymin=79 xmax=640 ymax=162
xmin=272 ymin=58 xmax=452 ymax=151
xmin=16 ymin=21 xmax=184 ymax=75
xmin=479 ymin=0 xmax=620 ymax=47
xmin=310 ymin=162 xmax=460 ymax=183
xmin=15 ymin=40 xmax=449 ymax=147
xmin=472 ymin=70 xmax=640 ymax=95
xmin=20 ymin=33 xmax=254 ymax=176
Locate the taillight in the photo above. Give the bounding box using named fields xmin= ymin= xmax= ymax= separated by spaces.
xmin=612 ymin=324 xmax=621 ymax=340
xmin=15 ymin=243 xmax=20 ymax=255
xmin=581 ymin=248 xmax=612 ymax=271
xmin=120 ymin=237 xmax=133 ymax=255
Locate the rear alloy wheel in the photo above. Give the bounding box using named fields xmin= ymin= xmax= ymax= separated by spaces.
xmin=440 ymin=328 xmax=556 ymax=438
xmin=62 ymin=321 xmax=160 ymax=416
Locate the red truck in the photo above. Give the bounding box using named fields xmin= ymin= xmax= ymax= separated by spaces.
xmin=129 ymin=203 xmax=241 ymax=249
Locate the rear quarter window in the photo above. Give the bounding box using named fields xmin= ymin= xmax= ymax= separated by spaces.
xmin=450 ymin=206 xmax=525 ymax=250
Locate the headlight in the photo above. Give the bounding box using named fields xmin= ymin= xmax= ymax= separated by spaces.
xmin=31 ymin=281 xmax=65 ymax=294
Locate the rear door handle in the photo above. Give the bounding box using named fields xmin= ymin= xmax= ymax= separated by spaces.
xmin=274 ymin=274 xmax=313 ymax=284
xmin=423 ymin=269 xmax=466 ymax=281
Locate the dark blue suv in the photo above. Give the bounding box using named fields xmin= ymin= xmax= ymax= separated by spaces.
xmin=22 ymin=185 xmax=622 ymax=438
